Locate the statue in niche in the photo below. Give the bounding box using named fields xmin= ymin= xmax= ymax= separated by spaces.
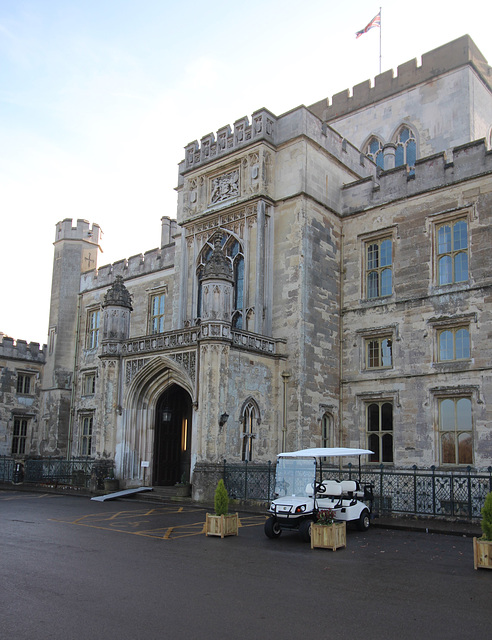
xmin=210 ymin=170 xmax=239 ymax=204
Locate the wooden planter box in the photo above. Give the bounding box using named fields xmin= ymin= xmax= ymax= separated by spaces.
xmin=473 ymin=537 xmax=492 ymax=570
xmin=205 ymin=513 xmax=239 ymax=538
xmin=311 ymin=521 xmax=346 ymax=551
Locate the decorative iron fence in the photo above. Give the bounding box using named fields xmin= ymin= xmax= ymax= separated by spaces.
xmin=222 ymin=460 xmax=492 ymax=521
xmin=0 ymin=456 xmax=113 ymax=489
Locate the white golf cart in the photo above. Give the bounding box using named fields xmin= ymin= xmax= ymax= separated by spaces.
xmin=264 ymin=447 xmax=374 ymax=542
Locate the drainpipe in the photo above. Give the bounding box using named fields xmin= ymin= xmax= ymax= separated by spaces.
xmin=67 ymin=292 xmax=82 ymax=460
xmin=281 ymin=372 xmax=290 ymax=452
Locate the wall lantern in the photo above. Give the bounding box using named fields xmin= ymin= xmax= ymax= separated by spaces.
xmin=162 ymin=408 xmax=172 ymax=422
xmin=219 ymin=412 xmax=229 ymax=427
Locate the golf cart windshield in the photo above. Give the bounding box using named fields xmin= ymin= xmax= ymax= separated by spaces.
xmin=274 ymin=457 xmax=316 ymax=498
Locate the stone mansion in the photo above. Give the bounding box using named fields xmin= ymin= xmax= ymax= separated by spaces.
xmin=1 ymin=35 xmax=491 ymax=497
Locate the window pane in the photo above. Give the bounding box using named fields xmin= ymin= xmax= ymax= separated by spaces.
xmin=381 ymin=339 xmax=392 ymax=367
xmin=395 ymin=144 xmax=404 ymax=167
xmin=367 ymin=340 xmax=379 ymax=368
xmin=399 ymin=127 xmax=410 ymax=143
xmin=438 ymin=225 xmax=451 ymax=254
xmin=454 ymin=252 xmax=468 ymax=282
xmin=235 ymin=257 xmax=244 ymax=309
xmin=453 ymin=220 xmax=468 ymax=250
xmin=380 ymin=268 xmax=392 ymax=296
xmin=368 ymin=434 xmax=379 ymax=462
xmin=367 ymin=243 xmax=379 ymax=269
xmin=369 ymin=139 xmax=380 ymax=155
xmin=367 ymin=404 xmax=380 ymax=431
xmin=406 ymin=139 xmax=417 ymax=167
xmin=455 ymin=328 xmax=470 ymax=359
xmin=457 ymin=398 xmax=472 ymax=429
xmin=441 ymin=432 xmax=456 ymax=464
xmin=380 ymin=239 xmax=392 ymax=267
xmin=439 ymin=330 xmax=454 ymax=361
xmin=438 ymin=255 xmax=452 ymax=285
xmin=367 ymin=271 xmax=379 ymax=298
xmin=376 ymin=152 xmax=384 ymax=169
xmin=381 ymin=403 xmax=393 ymax=431
xmin=382 ymin=433 xmax=393 ymax=462
xmin=440 ymin=399 xmax=455 ymax=430
xmin=458 ymin=432 xmax=472 ymax=465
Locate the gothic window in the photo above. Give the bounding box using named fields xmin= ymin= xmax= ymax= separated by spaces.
xmin=394 ymin=126 xmax=417 ymax=170
xmin=366 ymin=237 xmax=392 ymax=299
xmin=366 ymin=337 xmax=393 ymax=369
xmin=241 ymin=399 xmax=259 ymax=461
xmin=321 ymin=413 xmax=334 ymax=448
xmin=367 ymin=402 xmax=393 ymax=463
xmin=80 ymin=414 xmax=93 ymax=457
xmin=12 ymin=417 xmax=28 ymax=455
xmin=438 ymin=327 xmax=470 ymax=361
xmin=439 ymin=397 xmax=472 ymax=465
xmin=436 ymin=218 xmax=469 ymax=285
xmin=365 ymin=137 xmax=384 ymax=169
xmin=16 ymin=373 xmax=32 ymax=395
xmin=87 ymin=309 xmax=100 ymax=349
xmin=227 ymin=239 xmax=245 ymax=329
xmin=150 ymin=293 xmax=166 ymax=334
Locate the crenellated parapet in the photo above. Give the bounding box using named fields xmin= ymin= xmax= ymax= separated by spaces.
xmin=183 ymin=109 xmax=276 ymax=173
xmin=0 ymin=335 xmax=47 ymax=363
xmin=342 ymin=139 xmax=492 ymax=214
xmin=309 ymin=35 xmax=492 ymax=123
xmin=54 ymin=218 xmax=101 ymax=245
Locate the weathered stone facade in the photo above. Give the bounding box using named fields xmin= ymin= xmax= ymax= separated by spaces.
xmin=2 ymin=35 xmax=491 ymax=498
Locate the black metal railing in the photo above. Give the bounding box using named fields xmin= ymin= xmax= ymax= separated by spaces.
xmin=222 ymin=460 xmax=492 ymax=521
xmin=0 ymin=456 xmax=113 ymax=489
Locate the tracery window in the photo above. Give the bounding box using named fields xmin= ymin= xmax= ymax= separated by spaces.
xmin=439 ymin=397 xmax=472 ymax=465
xmin=366 ymin=137 xmax=384 ymax=169
xmin=436 ymin=218 xmax=469 ymax=285
xmin=241 ymin=399 xmax=259 ymax=461
xmin=367 ymin=402 xmax=393 ymax=463
xmin=394 ymin=126 xmax=417 ymax=170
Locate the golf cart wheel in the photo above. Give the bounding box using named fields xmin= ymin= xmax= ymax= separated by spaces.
xmin=298 ymin=519 xmax=313 ymax=542
xmin=264 ymin=517 xmax=282 ymax=539
xmin=357 ymin=509 xmax=370 ymax=531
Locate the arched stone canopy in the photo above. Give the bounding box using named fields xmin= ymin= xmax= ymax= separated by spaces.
xmin=118 ymin=355 xmax=195 ymax=482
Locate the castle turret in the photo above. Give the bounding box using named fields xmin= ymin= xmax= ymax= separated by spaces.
xmin=41 ymin=219 xmax=101 ymax=456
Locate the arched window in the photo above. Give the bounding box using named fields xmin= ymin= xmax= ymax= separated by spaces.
xmin=394 ymin=126 xmax=417 ymax=171
xmin=365 ymin=137 xmax=384 ymax=169
xmin=241 ymin=398 xmax=259 ymax=461
xmin=227 ymin=239 xmax=244 ymax=329
xmin=321 ymin=413 xmax=334 ymax=448
xmin=367 ymin=401 xmax=393 ymax=463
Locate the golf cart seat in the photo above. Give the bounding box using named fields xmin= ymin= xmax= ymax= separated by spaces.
xmin=319 ymin=480 xmax=342 ymax=497
xmin=340 ymin=480 xmax=359 ymax=505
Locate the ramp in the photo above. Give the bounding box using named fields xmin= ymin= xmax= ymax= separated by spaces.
xmin=91 ymin=487 xmax=153 ymax=502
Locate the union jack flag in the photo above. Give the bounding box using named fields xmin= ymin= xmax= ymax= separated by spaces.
xmin=356 ymin=12 xmax=381 ymax=38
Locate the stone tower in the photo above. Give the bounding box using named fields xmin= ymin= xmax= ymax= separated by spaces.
xmin=41 ymin=218 xmax=101 ymax=456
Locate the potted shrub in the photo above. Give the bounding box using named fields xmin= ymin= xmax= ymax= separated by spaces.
xmin=311 ymin=508 xmax=346 ymax=551
xmin=473 ymin=491 xmax=492 ymax=570
xmin=205 ymin=479 xmax=239 ymax=538
xmin=175 ymin=473 xmax=191 ymax=497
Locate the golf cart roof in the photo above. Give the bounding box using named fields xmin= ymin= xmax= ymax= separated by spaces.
xmin=278 ymin=447 xmax=373 ymax=458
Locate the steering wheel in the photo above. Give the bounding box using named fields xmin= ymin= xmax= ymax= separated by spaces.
xmin=316 ymin=483 xmax=326 ymax=493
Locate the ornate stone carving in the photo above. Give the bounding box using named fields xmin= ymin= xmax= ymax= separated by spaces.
xmin=210 ymin=170 xmax=239 ymax=204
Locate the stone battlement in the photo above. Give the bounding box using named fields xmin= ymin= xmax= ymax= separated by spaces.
xmin=309 ymin=35 xmax=492 ymax=123
xmin=80 ymin=245 xmax=175 ymax=291
xmin=182 ymin=108 xmax=276 ymax=173
xmin=0 ymin=334 xmax=47 ymax=362
xmin=55 ymin=218 xmax=101 ymax=245
xmin=342 ymin=139 xmax=492 ymax=214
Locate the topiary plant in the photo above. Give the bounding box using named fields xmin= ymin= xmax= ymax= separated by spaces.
xmin=214 ymin=479 xmax=229 ymax=516
xmin=480 ymin=491 xmax=492 ymax=541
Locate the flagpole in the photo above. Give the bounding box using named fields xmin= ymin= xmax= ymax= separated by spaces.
xmin=379 ymin=7 xmax=382 ymax=74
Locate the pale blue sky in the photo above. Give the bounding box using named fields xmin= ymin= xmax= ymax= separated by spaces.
xmin=1 ymin=0 xmax=491 ymax=344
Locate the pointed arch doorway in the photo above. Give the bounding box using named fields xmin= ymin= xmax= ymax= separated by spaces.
xmin=153 ymin=384 xmax=192 ymax=486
